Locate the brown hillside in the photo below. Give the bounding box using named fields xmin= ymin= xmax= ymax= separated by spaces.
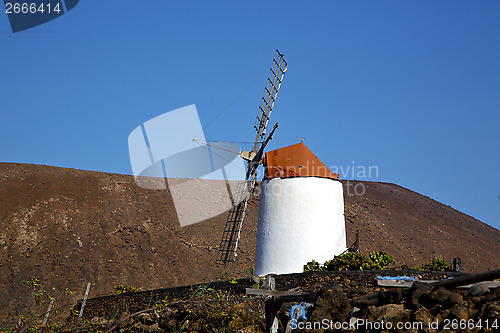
xmin=1 ymin=163 xmax=499 ymax=321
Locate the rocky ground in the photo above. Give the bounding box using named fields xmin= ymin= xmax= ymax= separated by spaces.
xmin=300 ymin=281 xmax=500 ymax=333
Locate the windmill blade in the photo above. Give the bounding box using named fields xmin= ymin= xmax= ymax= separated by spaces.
xmin=217 ymin=49 xmax=287 ymax=264
xmin=216 ymin=125 xmax=278 ymax=263
xmin=215 ymin=184 xmax=251 ymax=263
xmin=252 ymin=50 xmax=287 ymax=153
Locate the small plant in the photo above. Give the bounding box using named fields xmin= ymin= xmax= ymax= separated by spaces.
xmin=221 ymin=272 xmax=238 ymax=284
xmin=34 ymin=289 xmax=54 ymax=306
xmin=115 ymin=285 xmax=139 ymax=294
xmin=194 ymin=284 xmax=225 ymax=300
xmin=304 ymin=260 xmax=327 ymax=272
xmin=154 ymin=297 xmax=169 ymax=311
xmin=165 ymin=286 xmax=261 ymax=331
xmin=414 ymin=257 xmax=453 ymax=271
xmin=63 ymin=287 xmax=76 ymax=295
xmin=22 ymin=277 xmax=40 ymax=289
xmin=369 ymin=251 xmax=395 ymax=269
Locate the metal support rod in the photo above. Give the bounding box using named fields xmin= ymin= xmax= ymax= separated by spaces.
xmin=192 ymin=139 xmax=240 ymax=155
xmin=264 ymin=276 xmax=279 ymax=333
xmin=42 ymin=298 xmax=55 ymax=325
xmin=79 ymin=282 xmax=92 ymax=319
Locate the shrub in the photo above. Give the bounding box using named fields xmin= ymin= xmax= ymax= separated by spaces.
xmin=414 ymin=257 xmax=453 ymax=271
xmin=115 ymin=285 xmax=139 ymax=294
xmin=304 ymin=259 xmax=327 ymax=272
xmin=326 ymin=252 xmax=375 ymax=271
xmin=306 ymin=251 xmax=396 ymax=272
xmin=369 ymin=251 xmax=395 ymax=270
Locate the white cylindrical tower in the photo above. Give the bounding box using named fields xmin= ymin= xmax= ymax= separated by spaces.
xmin=254 ymin=143 xmax=347 ymax=276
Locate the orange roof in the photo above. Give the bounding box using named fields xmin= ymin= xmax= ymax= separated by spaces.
xmin=264 ymin=142 xmax=339 ymax=180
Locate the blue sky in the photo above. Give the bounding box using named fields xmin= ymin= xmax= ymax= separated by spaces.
xmin=1 ymin=1 xmax=499 ymax=230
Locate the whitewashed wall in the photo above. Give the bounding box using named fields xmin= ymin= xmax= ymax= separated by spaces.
xmin=255 ymin=177 xmax=346 ymax=275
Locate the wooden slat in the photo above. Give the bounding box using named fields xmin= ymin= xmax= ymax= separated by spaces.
xmin=376 ymin=279 xmax=500 ymax=289
xmin=459 ymin=281 xmax=500 ymax=289
xmin=376 ymin=279 xmax=436 ymax=287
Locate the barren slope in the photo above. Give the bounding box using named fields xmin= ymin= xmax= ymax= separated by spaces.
xmin=1 ymin=163 xmax=499 ymax=321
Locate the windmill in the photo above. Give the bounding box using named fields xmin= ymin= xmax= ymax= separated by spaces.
xmin=216 ymin=50 xmax=288 ymax=263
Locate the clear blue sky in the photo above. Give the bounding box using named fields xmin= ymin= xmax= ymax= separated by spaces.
xmin=1 ymin=1 xmax=499 ymax=230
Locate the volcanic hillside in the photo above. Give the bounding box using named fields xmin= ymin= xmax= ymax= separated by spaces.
xmin=1 ymin=163 xmax=499 ymax=320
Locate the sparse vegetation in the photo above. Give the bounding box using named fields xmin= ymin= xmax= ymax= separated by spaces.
xmin=80 ymin=283 xmax=262 ymax=332
xmin=304 ymin=253 xmax=455 ymax=272
xmin=114 ymin=285 xmax=139 ymax=294
xmin=154 ymin=297 xmax=170 ymax=311
xmin=176 ymin=287 xmax=261 ymax=332
xmin=6 ymin=278 xmax=76 ymax=333
xmin=5 ymin=277 xmax=262 ymax=332
xmin=193 ymin=284 xmax=222 ymax=300
xmin=220 ymin=272 xmax=238 ymax=285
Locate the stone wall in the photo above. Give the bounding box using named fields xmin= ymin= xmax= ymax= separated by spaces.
xmin=69 ymin=270 xmax=467 ymax=321
xmin=274 ymin=270 xmax=465 ymax=298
